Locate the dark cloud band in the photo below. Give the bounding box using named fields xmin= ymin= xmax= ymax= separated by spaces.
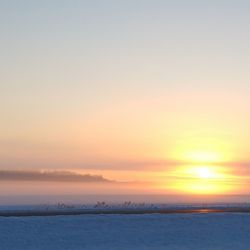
xmin=0 ymin=170 xmax=112 ymax=183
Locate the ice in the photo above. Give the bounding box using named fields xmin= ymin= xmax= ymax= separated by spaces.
xmin=1 ymin=213 xmax=250 ymax=250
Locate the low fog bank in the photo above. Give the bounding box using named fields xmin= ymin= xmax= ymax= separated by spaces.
xmin=0 ymin=170 xmax=111 ymax=182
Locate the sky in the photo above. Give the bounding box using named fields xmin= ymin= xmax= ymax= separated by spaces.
xmin=1 ymin=0 xmax=250 ymax=199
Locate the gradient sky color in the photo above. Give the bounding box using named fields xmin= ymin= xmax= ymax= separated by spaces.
xmin=1 ymin=0 xmax=250 ymax=197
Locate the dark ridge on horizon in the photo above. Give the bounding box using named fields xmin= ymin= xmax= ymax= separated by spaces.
xmin=0 ymin=170 xmax=112 ymax=183
xmin=2 ymin=206 xmax=250 ymax=217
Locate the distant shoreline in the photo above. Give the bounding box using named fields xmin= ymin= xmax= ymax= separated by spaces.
xmin=1 ymin=207 xmax=250 ymax=217
xmin=1 ymin=195 xmax=250 ymax=207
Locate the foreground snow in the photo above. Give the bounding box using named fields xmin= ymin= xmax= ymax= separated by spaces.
xmin=1 ymin=213 xmax=250 ymax=250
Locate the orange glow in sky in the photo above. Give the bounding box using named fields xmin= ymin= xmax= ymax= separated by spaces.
xmin=1 ymin=1 xmax=250 ymax=201
xmin=167 ymin=164 xmax=234 ymax=194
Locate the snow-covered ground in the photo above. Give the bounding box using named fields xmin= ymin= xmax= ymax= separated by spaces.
xmin=1 ymin=213 xmax=250 ymax=250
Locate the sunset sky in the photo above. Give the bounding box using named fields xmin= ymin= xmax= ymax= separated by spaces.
xmin=1 ymin=0 xmax=250 ymax=199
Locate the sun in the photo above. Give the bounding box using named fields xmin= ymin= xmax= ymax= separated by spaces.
xmin=166 ymin=146 xmax=235 ymax=194
xmin=196 ymin=166 xmax=214 ymax=179
xmin=168 ymin=165 xmax=231 ymax=194
xmin=185 ymin=165 xmax=219 ymax=179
